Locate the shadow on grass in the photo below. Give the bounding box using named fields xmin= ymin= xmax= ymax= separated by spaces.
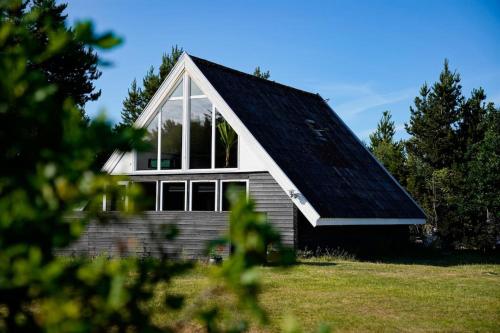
xmin=357 ymin=249 xmax=500 ymax=267
xmin=298 ymin=261 xmax=338 ymax=267
xmin=295 ymin=247 xmax=500 ymax=267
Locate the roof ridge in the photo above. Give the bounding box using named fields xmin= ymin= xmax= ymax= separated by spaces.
xmin=188 ymin=54 xmax=322 ymax=99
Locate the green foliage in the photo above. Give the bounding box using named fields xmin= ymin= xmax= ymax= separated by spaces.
xmin=120 ymin=79 xmax=143 ymax=127
xmin=462 ymin=106 xmax=500 ymax=248
xmin=183 ymin=191 xmax=296 ymax=332
xmin=217 ymin=119 xmax=238 ymax=167
xmin=159 ymin=45 xmax=184 ymax=82
xmin=369 ymin=110 xmax=407 ymax=186
xmin=369 ymin=110 xmax=396 ymax=147
xmin=1 ymin=0 xmax=112 ymax=122
xmin=0 ymin=2 xmax=298 ymax=331
xmin=403 ymin=59 xmax=499 ymax=249
xmin=406 ymin=59 xmax=463 ymax=169
xmin=253 ymin=66 xmax=270 ymax=79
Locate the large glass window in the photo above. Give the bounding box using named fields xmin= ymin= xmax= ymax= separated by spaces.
xmin=189 ymin=81 xmax=212 ymax=169
xmin=191 ymin=182 xmax=216 ymax=211
xmin=136 ymin=114 xmax=159 ymax=170
xmin=160 ymin=99 xmax=183 ymax=169
xmin=135 ymin=181 xmax=157 ymax=211
xmin=215 ymin=111 xmax=238 ymax=168
xmin=190 ymin=79 xmax=204 ymax=96
xmin=135 ymin=76 xmax=239 ymax=171
xmin=161 ymin=182 xmax=186 ymax=211
xmin=221 ymin=181 xmax=247 ymax=211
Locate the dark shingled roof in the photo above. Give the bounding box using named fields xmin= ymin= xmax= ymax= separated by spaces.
xmin=190 ymin=55 xmax=425 ymax=219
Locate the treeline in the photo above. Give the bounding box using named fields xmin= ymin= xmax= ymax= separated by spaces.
xmin=368 ymin=60 xmax=499 ymax=250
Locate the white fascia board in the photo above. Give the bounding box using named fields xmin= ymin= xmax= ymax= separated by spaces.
xmin=102 ymin=52 xmax=190 ymax=174
xmin=317 ymin=218 xmax=426 ymax=226
xmin=185 ymin=55 xmax=321 ymax=226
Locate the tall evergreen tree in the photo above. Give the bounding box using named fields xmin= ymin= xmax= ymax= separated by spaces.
xmin=140 ymin=66 xmax=161 ymax=110
xmin=2 ymin=0 xmax=103 ymax=121
xmin=159 ymin=45 xmax=183 ymax=82
xmin=458 ymin=87 xmax=488 ymax=153
xmin=463 ymin=104 xmax=499 ymax=249
xmin=120 ymin=79 xmax=143 ymax=127
xmin=406 ymin=59 xmax=463 ymax=169
xmin=404 ymin=59 xmax=499 ymax=248
xmin=253 ymin=66 xmax=270 ymax=79
xmin=405 ymin=60 xmax=464 ymax=238
xmin=369 ymin=111 xmax=407 ymax=185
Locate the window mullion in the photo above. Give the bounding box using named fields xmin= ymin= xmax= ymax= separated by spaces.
xmin=211 ymin=105 xmax=216 ymax=169
xmin=182 ymin=73 xmax=190 ymax=170
xmin=157 ymin=107 xmax=161 ymax=171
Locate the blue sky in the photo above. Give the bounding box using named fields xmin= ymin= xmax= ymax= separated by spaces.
xmin=65 ymin=0 xmax=500 ymax=141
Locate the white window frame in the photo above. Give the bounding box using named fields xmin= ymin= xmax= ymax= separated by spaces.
xmin=133 ymin=75 xmax=240 ymax=174
xmin=220 ymin=179 xmax=249 ymax=211
xmin=189 ymin=180 xmax=218 ymax=212
xmin=160 ymin=180 xmax=187 ymax=212
xmin=102 ymin=180 xmax=129 ymax=212
xmin=132 ymin=180 xmax=158 ymax=212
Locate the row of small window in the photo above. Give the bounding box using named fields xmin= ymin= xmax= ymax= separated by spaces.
xmin=103 ymin=180 xmax=248 ymax=212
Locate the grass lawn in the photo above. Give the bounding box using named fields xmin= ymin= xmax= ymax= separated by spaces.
xmin=159 ymin=253 xmax=500 ymax=332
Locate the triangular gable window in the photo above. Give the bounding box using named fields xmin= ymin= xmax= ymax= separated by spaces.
xmin=135 ymin=76 xmax=238 ymax=171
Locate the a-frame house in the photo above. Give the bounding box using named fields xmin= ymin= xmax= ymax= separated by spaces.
xmin=70 ymin=53 xmax=426 ymax=257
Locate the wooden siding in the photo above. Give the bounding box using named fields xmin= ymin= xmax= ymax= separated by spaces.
xmin=62 ymin=172 xmax=295 ymax=258
xmin=249 ymin=173 xmax=295 ymax=247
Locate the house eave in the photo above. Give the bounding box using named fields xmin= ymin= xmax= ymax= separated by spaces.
xmin=316 ymin=218 xmax=426 ymax=226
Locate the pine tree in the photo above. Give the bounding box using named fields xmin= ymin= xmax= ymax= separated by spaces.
xmin=405 ymin=60 xmax=464 ymax=239
xmin=3 ymin=0 xmax=103 ymax=121
xmin=406 ymin=59 xmax=463 ymax=170
xmin=159 ymin=45 xmax=183 ymax=82
xmin=369 ymin=110 xmax=396 ymax=147
xmin=369 ymin=111 xmax=407 ymax=185
xmin=120 ymin=79 xmax=143 ymax=126
xmin=253 ymin=66 xmax=270 ymax=79
xmin=464 ymin=105 xmax=499 ymax=249
xmin=459 ymin=87 xmax=488 ymax=153
xmin=140 ymin=66 xmax=161 ymax=110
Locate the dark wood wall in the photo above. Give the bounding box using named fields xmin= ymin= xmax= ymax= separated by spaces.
xmin=296 ymin=209 xmax=411 ymax=256
xmin=61 ymin=172 xmax=296 ymax=258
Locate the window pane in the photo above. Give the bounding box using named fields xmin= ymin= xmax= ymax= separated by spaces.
xmin=170 ymin=78 xmax=183 ymax=98
xmin=221 ymin=182 xmax=247 ymax=211
xmin=135 ymin=182 xmax=157 ymax=211
xmin=107 ymin=184 xmax=127 ymax=211
xmin=189 ymin=97 xmax=212 ymax=169
xmin=136 ymin=114 xmax=159 ymax=170
xmin=162 ymin=182 xmax=185 ymax=211
xmin=191 ymin=182 xmax=215 ymax=211
xmin=215 ymin=111 xmax=238 ymax=168
xmin=190 ymin=79 xmax=204 ymax=96
xmin=161 ymin=99 xmax=183 ymax=169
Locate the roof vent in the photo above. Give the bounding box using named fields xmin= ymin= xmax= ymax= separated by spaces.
xmin=305 ymin=119 xmax=328 ymax=142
